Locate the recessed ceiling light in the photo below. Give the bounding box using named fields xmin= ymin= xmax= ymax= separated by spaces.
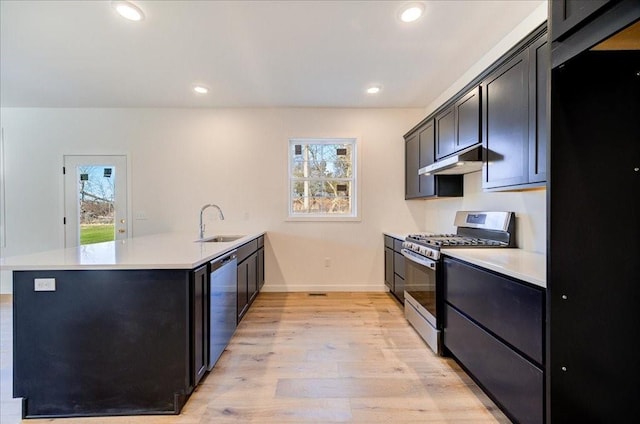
xmin=193 ymin=85 xmax=209 ymax=94
xmin=366 ymin=86 xmax=381 ymax=95
xmin=112 ymin=1 xmax=145 ymax=22
xmin=400 ymin=3 xmax=425 ymax=23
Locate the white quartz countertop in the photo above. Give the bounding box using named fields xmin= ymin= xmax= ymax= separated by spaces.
xmin=442 ymin=249 xmax=546 ymax=288
xmin=0 ymin=231 xmax=265 ymax=271
xmin=383 ymin=231 xmax=546 ymax=288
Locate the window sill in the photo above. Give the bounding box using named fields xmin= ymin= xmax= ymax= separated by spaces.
xmin=286 ymin=215 xmax=361 ymax=222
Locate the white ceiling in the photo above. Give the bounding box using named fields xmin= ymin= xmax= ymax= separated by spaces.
xmin=0 ymin=0 xmax=545 ymax=108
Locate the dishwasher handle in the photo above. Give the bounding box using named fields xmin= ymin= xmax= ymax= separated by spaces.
xmin=210 ymin=250 xmax=238 ymax=271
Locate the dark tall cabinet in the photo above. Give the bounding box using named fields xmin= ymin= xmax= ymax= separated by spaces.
xmin=548 ymin=2 xmax=640 ymax=422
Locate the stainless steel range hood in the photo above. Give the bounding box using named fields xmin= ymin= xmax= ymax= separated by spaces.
xmin=418 ymin=145 xmax=484 ymax=176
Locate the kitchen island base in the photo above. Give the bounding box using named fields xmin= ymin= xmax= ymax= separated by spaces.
xmin=13 ymin=269 xmax=194 ymax=418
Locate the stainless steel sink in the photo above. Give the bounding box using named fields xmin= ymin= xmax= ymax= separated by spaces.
xmin=196 ymin=235 xmax=245 ymax=243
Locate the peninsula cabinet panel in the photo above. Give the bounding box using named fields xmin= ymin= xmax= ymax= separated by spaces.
xmin=191 ymin=264 xmax=209 ymax=388
xmin=13 ymin=269 xmax=192 ymax=418
xmin=482 ymin=49 xmax=530 ymax=189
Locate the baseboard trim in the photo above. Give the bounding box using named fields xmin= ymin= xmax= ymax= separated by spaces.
xmin=261 ymin=282 xmax=386 ymax=293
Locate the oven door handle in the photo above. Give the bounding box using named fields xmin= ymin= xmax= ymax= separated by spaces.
xmin=401 ymin=249 xmax=437 ymax=270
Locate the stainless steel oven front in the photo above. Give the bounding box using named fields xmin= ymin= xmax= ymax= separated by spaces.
xmin=401 ymin=249 xmax=442 ymax=355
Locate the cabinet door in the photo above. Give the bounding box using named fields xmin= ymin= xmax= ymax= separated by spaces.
xmin=529 ymin=35 xmax=548 ymax=183
xmin=384 ymin=247 xmax=394 ymax=290
xmin=435 ymin=106 xmax=455 ymax=160
xmin=247 ymin=253 xmax=258 ymax=304
xmin=405 ymin=132 xmax=420 ymax=198
xmin=482 ymin=49 xmax=530 ymax=189
xmin=455 ymin=86 xmax=481 ymax=151
xmin=418 ymin=120 xmax=436 ymax=197
xmin=550 ymin=0 xmax=610 ymax=41
xmin=237 ymin=261 xmax=249 ymax=322
xmin=257 ymin=247 xmax=265 ymax=290
xmin=393 ymin=274 xmax=405 ymax=304
xmin=191 ymin=264 xmax=209 ymax=387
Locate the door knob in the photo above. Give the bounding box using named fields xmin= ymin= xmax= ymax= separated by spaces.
xmin=118 ymin=229 xmax=126 ymax=233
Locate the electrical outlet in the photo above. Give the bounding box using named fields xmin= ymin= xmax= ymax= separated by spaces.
xmin=34 ymin=278 xmax=56 ymax=292
xmin=324 ymin=257 xmax=331 ymax=268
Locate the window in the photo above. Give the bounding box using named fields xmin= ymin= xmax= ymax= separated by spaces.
xmin=288 ymin=138 xmax=358 ymax=220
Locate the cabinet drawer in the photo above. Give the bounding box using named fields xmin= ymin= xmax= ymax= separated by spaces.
xmin=393 ymin=239 xmax=404 ymax=252
xmin=444 ymin=257 xmax=543 ymax=364
xmin=445 ymin=305 xmax=543 ymax=424
xmin=393 ymin=251 xmax=405 ymax=280
xmin=237 ymin=239 xmax=258 ymax=264
xmin=384 ymin=235 xmax=394 ymax=249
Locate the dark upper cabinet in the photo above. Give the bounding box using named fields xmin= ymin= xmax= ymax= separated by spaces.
xmin=191 ymin=264 xmax=209 ymax=387
xmin=405 ymin=132 xmax=421 ymax=198
xmin=405 ymin=119 xmax=463 ymax=199
xmin=435 ymin=106 xmax=455 ymax=159
xmin=482 ymin=32 xmax=548 ymax=190
xmin=550 ymin=0 xmax=611 ymax=41
xmin=528 ymin=36 xmax=548 ymax=183
xmin=455 ymin=86 xmax=482 ymax=152
xmin=435 ymin=86 xmax=481 ymax=160
xmin=482 ymin=50 xmax=530 ymax=189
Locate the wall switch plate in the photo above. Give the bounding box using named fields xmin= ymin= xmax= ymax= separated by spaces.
xmin=135 ymin=211 xmax=147 ymax=220
xmin=34 ymin=278 xmax=56 ymax=291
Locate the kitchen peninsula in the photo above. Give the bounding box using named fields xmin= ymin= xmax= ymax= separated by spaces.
xmin=0 ymin=232 xmax=265 ymax=418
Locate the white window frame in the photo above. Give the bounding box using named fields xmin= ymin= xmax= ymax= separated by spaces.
xmin=287 ymin=137 xmax=360 ymax=221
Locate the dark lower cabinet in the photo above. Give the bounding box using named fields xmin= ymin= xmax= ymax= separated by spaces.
xmin=384 ymin=246 xmax=394 ymax=290
xmin=445 ymin=305 xmax=543 ymax=424
xmin=13 ymin=269 xmax=193 ymax=418
xmin=237 ymin=235 xmax=265 ymax=323
xmin=257 ymin=246 xmax=265 ymax=290
xmin=383 ymin=235 xmax=405 ymax=304
xmin=191 ymin=264 xmax=209 ymax=388
xmin=443 ymin=257 xmax=544 ymax=424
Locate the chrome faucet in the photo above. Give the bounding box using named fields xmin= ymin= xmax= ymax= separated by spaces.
xmin=199 ymin=204 xmax=224 ymax=239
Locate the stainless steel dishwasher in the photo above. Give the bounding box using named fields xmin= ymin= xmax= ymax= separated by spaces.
xmin=208 ymin=250 xmax=237 ymax=370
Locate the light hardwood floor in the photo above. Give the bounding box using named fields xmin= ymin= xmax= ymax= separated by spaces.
xmin=0 ymin=292 xmax=511 ymax=423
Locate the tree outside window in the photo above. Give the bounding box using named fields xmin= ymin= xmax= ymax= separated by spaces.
xmin=288 ymin=138 xmax=357 ymax=219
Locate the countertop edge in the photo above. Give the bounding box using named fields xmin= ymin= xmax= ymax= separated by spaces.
xmin=0 ymin=231 xmax=266 ymax=271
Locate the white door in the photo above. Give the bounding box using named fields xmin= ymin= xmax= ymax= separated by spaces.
xmin=64 ymin=155 xmax=128 ymax=247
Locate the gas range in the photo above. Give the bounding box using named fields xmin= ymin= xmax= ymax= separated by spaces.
xmin=402 ymin=211 xmax=516 ymax=261
xmin=401 ymin=211 xmax=516 ymax=356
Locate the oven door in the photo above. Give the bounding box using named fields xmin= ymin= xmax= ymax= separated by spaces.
xmin=401 ymin=249 xmax=442 ymax=355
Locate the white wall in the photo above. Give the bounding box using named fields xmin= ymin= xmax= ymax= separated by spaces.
xmin=417 ymin=171 xmax=546 ymax=253
xmin=0 ymin=107 xmax=426 ymax=293
xmin=416 ymin=1 xmax=548 ymax=254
